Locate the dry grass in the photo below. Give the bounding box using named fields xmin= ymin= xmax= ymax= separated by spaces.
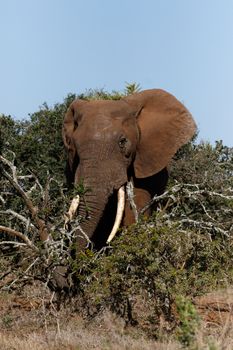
xmin=0 ymin=283 xmax=175 ymax=350
xmin=0 ymin=310 xmax=178 ymax=350
xmin=1 ymin=314 xmax=233 ymax=350
xmin=0 ymin=285 xmax=233 ymax=350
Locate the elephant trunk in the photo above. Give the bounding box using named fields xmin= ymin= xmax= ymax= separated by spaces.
xmin=75 ymin=186 xmax=125 ymax=247
xmin=65 ymin=156 xmax=128 ymax=250
xmin=74 ymin=186 xmax=110 ymax=250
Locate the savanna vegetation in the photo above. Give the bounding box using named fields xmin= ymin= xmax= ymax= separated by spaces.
xmin=0 ymin=84 xmax=233 ymax=349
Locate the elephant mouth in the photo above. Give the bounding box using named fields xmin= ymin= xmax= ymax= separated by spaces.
xmin=65 ymin=186 xmax=126 ymax=245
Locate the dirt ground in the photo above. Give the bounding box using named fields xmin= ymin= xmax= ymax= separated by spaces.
xmin=194 ymin=288 xmax=233 ymax=327
xmin=0 ymin=284 xmax=233 ymax=350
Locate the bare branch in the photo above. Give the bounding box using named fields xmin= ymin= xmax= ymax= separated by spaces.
xmin=0 ymin=209 xmax=36 ymax=229
xmin=184 ymin=188 xmax=233 ymax=200
xmin=25 ymin=183 xmax=38 ymax=196
xmin=0 ymin=268 xmax=12 ymax=281
xmin=0 ymin=195 xmax=5 ymax=204
xmin=71 ymin=224 xmax=93 ymax=248
xmin=178 ymin=218 xmax=229 ymax=237
xmin=0 ymin=225 xmax=38 ymax=250
xmin=18 ymin=175 xmax=34 ymax=180
xmin=140 ymin=189 xmax=176 ymax=215
xmin=42 ymin=173 xmax=53 ymax=208
xmin=0 ymin=155 xmax=51 ymax=242
xmin=140 ymin=183 xmax=233 ymax=216
xmin=195 ymin=199 xmax=216 ymax=222
xmin=0 ymin=241 xmax=27 ymax=247
xmin=2 ymin=257 xmax=40 ymax=290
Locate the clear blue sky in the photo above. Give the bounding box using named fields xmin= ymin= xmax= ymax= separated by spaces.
xmin=0 ymin=0 xmax=232 ymax=146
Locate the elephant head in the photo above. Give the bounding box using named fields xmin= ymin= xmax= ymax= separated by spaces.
xmin=62 ymin=89 xmax=196 ymax=250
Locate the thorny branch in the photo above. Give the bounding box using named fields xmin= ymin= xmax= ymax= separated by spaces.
xmin=0 ymin=209 xmax=36 ymax=230
xmin=131 ymin=182 xmax=233 ymax=235
xmin=140 ymin=182 xmax=233 ymax=215
xmin=0 ymin=225 xmax=38 ymax=249
xmin=0 ymin=152 xmax=91 ymax=290
xmin=177 ymin=218 xmax=229 ymax=237
xmin=0 ymin=154 xmax=50 ymax=242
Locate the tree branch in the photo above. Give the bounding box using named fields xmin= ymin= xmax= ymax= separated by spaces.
xmin=0 ymin=209 xmax=36 ymax=230
xmin=0 ymin=155 xmax=51 ymax=242
xmin=178 ymin=218 xmax=229 ymax=237
xmin=0 ymin=225 xmax=38 ymax=250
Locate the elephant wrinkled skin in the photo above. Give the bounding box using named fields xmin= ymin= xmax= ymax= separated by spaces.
xmin=62 ymin=89 xmax=196 ymax=250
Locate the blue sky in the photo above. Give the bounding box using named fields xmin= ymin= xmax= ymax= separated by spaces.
xmin=0 ymin=0 xmax=232 ymax=146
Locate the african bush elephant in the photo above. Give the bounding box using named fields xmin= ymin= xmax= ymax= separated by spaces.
xmin=63 ymin=89 xmax=196 ymax=250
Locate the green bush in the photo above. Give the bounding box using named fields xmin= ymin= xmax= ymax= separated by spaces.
xmin=175 ymin=296 xmax=200 ymax=347
xmin=69 ymin=208 xmax=233 ymax=336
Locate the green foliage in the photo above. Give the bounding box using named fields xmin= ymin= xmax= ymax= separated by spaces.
xmin=73 ymin=179 xmax=92 ymax=196
xmin=1 ymin=95 xmax=74 ymax=185
xmin=124 ymin=82 xmax=141 ymax=95
xmin=2 ymin=313 xmax=14 ymax=329
xmin=79 ymin=88 xmax=123 ymax=101
xmin=14 ymin=94 xmax=75 ymax=184
xmin=69 ymin=208 xmax=233 ymax=336
xmin=0 ymin=114 xmax=21 ymax=155
xmin=171 ymin=140 xmax=233 ymax=188
xmin=175 ymin=296 xmax=200 ymax=347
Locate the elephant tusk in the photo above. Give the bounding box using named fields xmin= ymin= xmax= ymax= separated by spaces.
xmin=106 ymin=186 xmax=125 ymax=244
xmin=64 ymin=194 xmax=80 ymax=227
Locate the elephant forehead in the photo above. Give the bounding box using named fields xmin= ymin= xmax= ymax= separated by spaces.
xmin=82 ymin=114 xmax=120 ymax=140
xmin=78 ymin=99 xmax=135 ymax=120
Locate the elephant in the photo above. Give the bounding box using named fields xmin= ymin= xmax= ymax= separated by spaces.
xmin=62 ymin=89 xmax=196 ymax=251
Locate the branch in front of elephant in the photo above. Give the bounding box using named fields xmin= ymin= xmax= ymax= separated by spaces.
xmin=0 ymin=225 xmax=38 ymax=251
xmin=0 ymin=154 xmax=51 ymax=242
xmin=41 ymin=238 xmax=70 ymax=265
xmin=126 ymin=181 xmax=138 ymax=222
xmin=139 ymin=185 xmax=181 ymax=216
xmin=140 ymin=182 xmax=233 ymax=218
xmin=71 ymin=224 xmax=93 ymax=249
xmin=93 ymin=245 xmax=113 ymax=259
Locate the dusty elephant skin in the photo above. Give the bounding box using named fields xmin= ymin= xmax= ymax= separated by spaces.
xmin=62 ymin=89 xmax=196 ymax=250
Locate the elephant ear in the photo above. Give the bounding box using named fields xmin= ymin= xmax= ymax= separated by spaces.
xmin=124 ymin=89 xmax=197 ymax=178
xmin=62 ymin=100 xmax=86 ymax=173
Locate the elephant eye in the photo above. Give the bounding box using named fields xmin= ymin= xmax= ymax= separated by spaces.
xmin=118 ymin=137 xmax=128 ymax=149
